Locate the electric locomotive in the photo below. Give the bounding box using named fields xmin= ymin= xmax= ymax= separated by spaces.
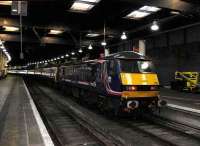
xmin=57 ymin=51 xmax=162 ymax=114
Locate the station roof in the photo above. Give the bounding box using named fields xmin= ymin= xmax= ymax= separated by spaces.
xmin=0 ymin=0 xmax=200 ymax=65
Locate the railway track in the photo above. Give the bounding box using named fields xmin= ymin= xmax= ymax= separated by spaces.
xmin=118 ymin=114 xmax=200 ymax=146
xmin=25 ymin=80 xmax=200 ymax=146
xmin=26 ymin=81 xmax=118 ymax=146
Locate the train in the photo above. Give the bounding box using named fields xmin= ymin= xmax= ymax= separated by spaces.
xmin=0 ymin=50 xmax=8 ymax=79
xmin=11 ymin=51 xmax=166 ymax=114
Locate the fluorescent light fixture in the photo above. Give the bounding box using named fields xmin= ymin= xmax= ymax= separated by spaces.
xmin=86 ymin=33 xmax=100 ymax=37
xmin=0 ymin=1 xmax=12 ymax=6
xmin=70 ymin=2 xmax=94 ymax=12
xmin=12 ymin=9 xmax=18 ymax=12
xmin=0 ymin=45 xmax=5 ymax=49
xmin=151 ymin=21 xmax=159 ymax=31
xmin=121 ymin=32 xmax=127 ymax=40
xmin=126 ymin=10 xmax=150 ymax=19
xmin=79 ymin=0 xmax=101 ymax=3
xmin=171 ymin=11 xmax=180 ymax=15
xmin=88 ymin=44 xmax=93 ymax=50
xmin=139 ymin=6 xmax=161 ymax=12
xmin=49 ymin=30 xmax=63 ymax=35
xmin=3 ymin=26 xmax=19 ymax=32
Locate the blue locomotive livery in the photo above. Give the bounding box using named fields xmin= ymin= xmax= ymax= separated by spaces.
xmin=16 ymin=51 xmax=164 ymax=114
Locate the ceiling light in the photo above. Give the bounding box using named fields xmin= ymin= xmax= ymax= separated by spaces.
xmin=79 ymin=0 xmax=101 ymax=3
xmin=88 ymin=44 xmax=93 ymax=50
xmin=126 ymin=10 xmax=150 ymax=19
xmin=78 ymin=49 xmax=83 ymax=53
xmin=139 ymin=6 xmax=161 ymax=12
xmin=71 ymin=52 xmax=75 ymax=55
xmin=101 ymin=41 xmax=107 ymax=46
xmin=3 ymin=26 xmax=19 ymax=32
xmin=1 ymin=45 xmax=5 ymax=49
xmin=86 ymin=33 xmax=100 ymax=37
xmin=12 ymin=9 xmax=17 ymax=12
xmin=49 ymin=30 xmax=63 ymax=35
xmin=121 ymin=32 xmax=127 ymax=40
xmin=171 ymin=11 xmax=180 ymax=15
xmin=65 ymin=54 xmax=69 ymax=57
xmin=0 ymin=1 xmax=12 ymax=6
xmin=70 ymin=2 xmax=94 ymax=12
xmin=151 ymin=21 xmax=159 ymax=31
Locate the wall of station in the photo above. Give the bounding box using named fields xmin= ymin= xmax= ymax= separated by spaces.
xmin=146 ymin=24 xmax=200 ymax=85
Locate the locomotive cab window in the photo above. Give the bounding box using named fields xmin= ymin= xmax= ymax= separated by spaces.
xmin=119 ymin=60 xmax=155 ymax=73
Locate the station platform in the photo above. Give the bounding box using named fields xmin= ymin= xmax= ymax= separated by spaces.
xmin=160 ymin=88 xmax=200 ymax=111
xmin=0 ymin=75 xmax=54 ymax=146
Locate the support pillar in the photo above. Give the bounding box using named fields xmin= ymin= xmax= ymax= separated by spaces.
xmin=139 ymin=40 xmax=146 ymax=56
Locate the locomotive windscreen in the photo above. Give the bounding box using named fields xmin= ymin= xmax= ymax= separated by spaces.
xmin=119 ymin=60 xmax=155 ymax=73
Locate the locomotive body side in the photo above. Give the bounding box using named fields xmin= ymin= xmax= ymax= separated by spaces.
xmin=56 ymin=52 xmax=161 ymax=113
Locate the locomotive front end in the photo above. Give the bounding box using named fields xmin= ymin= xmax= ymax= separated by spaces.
xmin=119 ymin=59 xmax=161 ymax=111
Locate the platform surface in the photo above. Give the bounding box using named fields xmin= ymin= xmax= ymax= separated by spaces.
xmin=161 ymin=88 xmax=200 ymax=110
xmin=0 ymin=75 xmax=52 ymax=146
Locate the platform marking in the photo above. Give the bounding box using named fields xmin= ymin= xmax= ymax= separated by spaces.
xmin=23 ymin=80 xmax=55 ymax=146
xmin=23 ymin=106 xmax=30 ymax=146
xmin=167 ymin=103 xmax=200 ymax=114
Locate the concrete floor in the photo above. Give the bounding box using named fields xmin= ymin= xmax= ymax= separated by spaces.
xmin=0 ymin=76 xmax=47 ymax=146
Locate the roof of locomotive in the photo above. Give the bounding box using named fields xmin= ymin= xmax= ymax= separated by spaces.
xmin=104 ymin=51 xmax=150 ymax=60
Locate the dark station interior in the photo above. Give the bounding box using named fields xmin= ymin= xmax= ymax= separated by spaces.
xmin=0 ymin=1 xmax=200 ymax=146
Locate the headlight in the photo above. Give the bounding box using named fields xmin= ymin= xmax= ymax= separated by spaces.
xmin=126 ymin=85 xmax=137 ymax=91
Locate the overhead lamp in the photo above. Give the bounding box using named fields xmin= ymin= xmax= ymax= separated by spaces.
xmin=61 ymin=56 xmax=64 ymax=59
xmin=65 ymin=54 xmax=69 ymax=57
xmin=126 ymin=10 xmax=150 ymax=19
xmin=151 ymin=21 xmax=159 ymax=31
xmin=71 ymin=52 xmax=75 ymax=55
xmin=70 ymin=2 xmax=94 ymax=12
xmin=88 ymin=44 xmax=93 ymax=50
xmin=49 ymin=29 xmax=63 ymax=35
xmin=121 ymin=32 xmax=127 ymax=40
xmin=101 ymin=41 xmax=106 ymax=46
xmin=79 ymin=0 xmax=101 ymax=3
xmin=0 ymin=1 xmax=12 ymax=6
xmin=3 ymin=26 xmax=19 ymax=32
xmin=78 ymin=49 xmax=83 ymax=53
xmin=139 ymin=6 xmax=161 ymax=12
